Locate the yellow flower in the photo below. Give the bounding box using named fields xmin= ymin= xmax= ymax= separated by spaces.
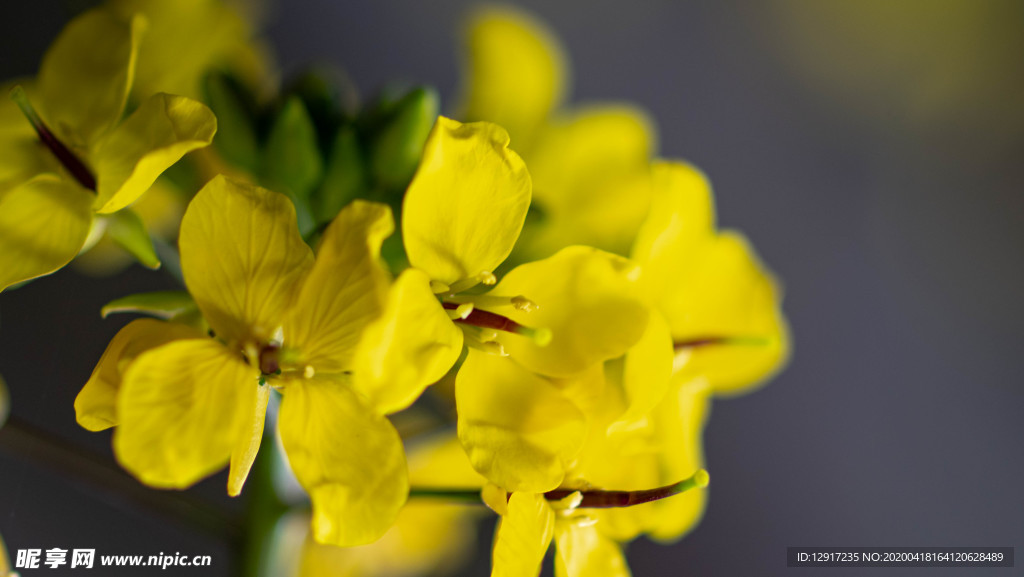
xmin=0 ymin=8 xmax=216 ymax=292
xmin=485 ymin=490 xmax=630 ymax=577
xmin=632 ymin=161 xmax=790 ymax=396
xmin=404 ymin=116 xmax=650 ymax=382
xmin=77 ymin=176 xmax=461 ymax=546
xmin=459 ymin=7 xmax=655 ymax=260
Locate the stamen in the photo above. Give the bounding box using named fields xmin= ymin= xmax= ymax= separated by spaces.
xmin=445 ymin=271 xmax=497 ymax=295
xmin=443 ymin=293 xmax=537 ymax=312
xmin=408 ymin=469 xmax=710 ymax=509
xmin=442 ymin=302 xmax=551 ymax=346
xmin=430 ymin=280 xmax=451 ymax=294
xmin=10 ymin=85 xmax=96 ymax=191
xmin=544 ymin=469 xmax=710 ymax=508
xmin=674 ymin=336 xmax=772 ymax=351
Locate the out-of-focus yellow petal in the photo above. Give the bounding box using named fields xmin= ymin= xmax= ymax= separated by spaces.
xmin=228 ymin=377 xmax=270 ymax=496
xmin=614 ymin=310 xmax=674 ymax=430
xmin=278 ymin=378 xmax=408 ymax=546
xmin=114 ymin=339 xmax=259 ymax=489
xmin=74 ymin=178 xmax=185 ymax=276
xmin=180 ymin=175 xmax=314 ymax=344
xmin=351 ymin=269 xmax=464 ymax=415
xmin=403 ymin=117 xmax=531 ymax=285
xmin=76 ymin=318 xmax=204 ymax=431
xmin=494 ymin=246 xmax=648 ymax=378
xmin=283 ymin=201 xmax=392 ymax=372
xmin=492 ymin=492 xmax=555 ymax=577
xmin=668 ymin=233 xmax=789 ymax=395
xmin=37 ymin=10 xmax=142 ymax=146
xmin=108 ymin=0 xmax=269 ymax=100
xmin=0 ymin=175 xmax=93 ymax=292
xmin=554 ymin=519 xmax=631 ymax=577
xmin=0 ymin=532 xmax=10 ymax=576
xmin=292 ymin=501 xmax=478 ymax=577
xmin=518 ymin=107 xmax=655 ymax=259
xmin=407 ymin=432 xmax=488 ymax=489
xmin=457 ymin=350 xmax=585 ymax=492
xmin=461 ymin=6 xmax=565 ymax=148
xmin=631 ymin=161 xmax=715 ymax=269
xmin=92 ymin=93 xmax=216 ymax=214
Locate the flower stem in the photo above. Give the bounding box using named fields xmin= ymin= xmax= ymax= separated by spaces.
xmin=0 ymin=416 xmax=243 ymax=542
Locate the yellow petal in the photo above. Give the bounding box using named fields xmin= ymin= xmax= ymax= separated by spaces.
xmin=0 ymin=532 xmax=10 ymax=576
xmin=37 ymin=10 xmax=142 ymax=146
xmin=228 ymin=376 xmax=270 ymax=496
xmin=407 ymin=432 xmax=488 ymax=489
xmin=283 ymin=200 xmax=393 ymax=372
xmin=630 ymin=161 xmax=715 ymax=269
xmin=494 ymin=246 xmax=649 ymax=378
xmin=403 ymin=117 xmax=531 ymax=285
xmin=600 ymin=379 xmax=711 ymax=543
xmin=351 ymin=268 xmax=464 ymax=415
xmin=107 ymin=0 xmax=267 ymax=100
xmin=460 ymin=6 xmax=565 ymax=148
xmin=76 ymin=318 xmax=204 ymax=431
xmin=518 ymin=107 xmax=655 ymax=259
xmin=180 ymin=175 xmax=314 ymax=345
xmin=278 ymin=378 xmax=408 ymax=546
xmin=613 ymin=310 xmax=674 ymax=430
xmin=293 ymin=500 xmax=479 ymax=577
xmin=114 ymin=339 xmax=260 ymax=489
xmin=92 ymin=93 xmax=216 ymax=214
xmin=0 ymin=85 xmax=58 ymax=193
xmin=492 ymin=492 xmax=555 ymax=577
xmin=0 ymin=175 xmax=93 ymax=292
xmin=554 ymin=520 xmax=631 ymax=577
xmin=456 ymin=350 xmax=585 ymax=492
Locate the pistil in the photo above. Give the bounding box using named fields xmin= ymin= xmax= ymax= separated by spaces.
xmin=10 ymin=85 xmax=97 ymax=191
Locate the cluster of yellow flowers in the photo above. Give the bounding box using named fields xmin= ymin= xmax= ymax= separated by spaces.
xmin=0 ymin=3 xmax=788 ymax=576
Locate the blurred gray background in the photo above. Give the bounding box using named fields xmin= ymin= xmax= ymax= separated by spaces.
xmin=2 ymin=1 xmax=1023 ymax=575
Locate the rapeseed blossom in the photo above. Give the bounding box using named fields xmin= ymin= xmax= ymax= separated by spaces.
xmin=78 ymin=176 xmax=460 ymax=546
xmin=0 ymin=8 xmax=216 ymax=292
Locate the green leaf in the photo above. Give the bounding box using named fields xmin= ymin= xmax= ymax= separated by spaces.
xmin=103 ymin=209 xmax=160 ymax=270
xmin=369 ymin=86 xmax=439 ymax=190
xmin=261 ymin=96 xmax=324 ymax=199
xmin=203 ymin=72 xmax=261 ymax=173
xmin=313 ymin=125 xmax=368 ymax=224
xmin=101 ymin=290 xmax=197 ymax=320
